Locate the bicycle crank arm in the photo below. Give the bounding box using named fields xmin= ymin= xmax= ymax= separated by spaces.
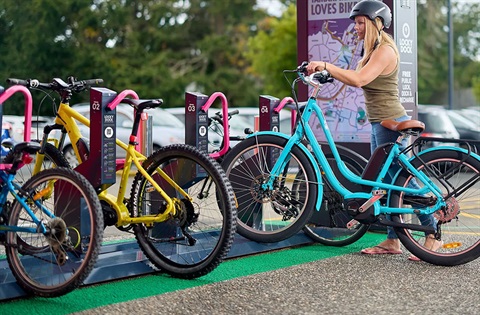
xmin=376 ymin=215 xmax=435 ymax=234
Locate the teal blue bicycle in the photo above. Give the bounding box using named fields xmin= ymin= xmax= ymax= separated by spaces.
xmin=221 ymin=62 xmax=480 ymax=266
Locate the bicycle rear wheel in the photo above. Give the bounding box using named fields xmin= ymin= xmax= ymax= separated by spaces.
xmin=130 ymin=144 xmax=236 ymax=279
xmin=6 ymin=167 xmax=103 ymax=297
xmin=391 ymin=149 xmax=480 ymax=266
xmin=303 ymin=153 xmax=369 ymax=246
xmin=221 ymin=134 xmax=318 ymax=243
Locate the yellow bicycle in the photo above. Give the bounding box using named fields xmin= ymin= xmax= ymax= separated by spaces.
xmin=7 ymin=77 xmax=237 ymax=279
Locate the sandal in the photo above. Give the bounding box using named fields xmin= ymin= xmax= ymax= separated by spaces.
xmin=361 ymin=245 xmax=403 ymax=255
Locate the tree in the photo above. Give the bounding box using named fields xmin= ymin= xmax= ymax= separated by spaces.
xmin=417 ymin=0 xmax=480 ymax=105
xmin=0 ymin=0 xmax=269 ymax=115
xmin=244 ymin=4 xmax=297 ymax=99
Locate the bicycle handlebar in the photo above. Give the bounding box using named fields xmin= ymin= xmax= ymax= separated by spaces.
xmin=210 ymin=109 xmax=239 ymax=124
xmin=6 ymin=77 xmax=104 ymax=94
xmin=285 ymin=61 xmax=334 ymax=87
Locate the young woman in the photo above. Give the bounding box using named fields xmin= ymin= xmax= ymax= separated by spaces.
xmin=307 ymin=0 xmax=441 ymax=260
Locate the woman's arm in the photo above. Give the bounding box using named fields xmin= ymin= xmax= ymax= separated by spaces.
xmin=307 ymin=45 xmax=397 ymax=88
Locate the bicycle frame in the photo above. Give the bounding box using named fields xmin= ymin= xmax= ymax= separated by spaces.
xmin=33 ymin=92 xmax=192 ymax=227
xmin=0 ymin=170 xmax=51 ymax=234
xmin=250 ymin=72 xmax=480 ymax=218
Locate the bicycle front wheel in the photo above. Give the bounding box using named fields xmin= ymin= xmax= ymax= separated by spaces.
xmin=221 ymin=134 xmax=318 ymax=243
xmin=130 ymin=144 xmax=236 ymax=279
xmin=6 ymin=167 xmax=103 ymax=297
xmin=391 ymin=149 xmax=480 ymax=266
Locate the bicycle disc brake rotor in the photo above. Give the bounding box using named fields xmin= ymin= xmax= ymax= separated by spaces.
xmin=434 ymin=196 xmax=460 ymax=223
xmin=250 ymin=175 xmax=299 ymax=220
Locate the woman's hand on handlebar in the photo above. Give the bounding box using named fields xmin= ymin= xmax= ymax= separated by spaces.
xmin=306 ymin=61 xmax=326 ymax=75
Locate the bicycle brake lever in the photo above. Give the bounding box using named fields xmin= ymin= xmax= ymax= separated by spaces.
xmin=314 ymin=70 xmax=334 ymax=84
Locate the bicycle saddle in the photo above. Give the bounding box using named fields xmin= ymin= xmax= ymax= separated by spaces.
xmin=381 ymin=119 xmax=425 ymax=136
xmin=12 ymin=141 xmax=42 ymax=155
xmin=121 ymin=98 xmax=163 ymax=111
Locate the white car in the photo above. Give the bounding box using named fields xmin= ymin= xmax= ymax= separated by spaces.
xmin=3 ymin=114 xmax=55 ymax=142
xmin=56 ymin=103 xmax=185 ymax=166
xmin=165 ymin=107 xmax=252 ymax=151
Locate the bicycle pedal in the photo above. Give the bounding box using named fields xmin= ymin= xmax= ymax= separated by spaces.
xmin=346 ymin=219 xmax=360 ymax=229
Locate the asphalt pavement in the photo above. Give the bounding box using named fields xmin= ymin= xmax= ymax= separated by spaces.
xmin=74 ymin=249 xmax=479 ymax=315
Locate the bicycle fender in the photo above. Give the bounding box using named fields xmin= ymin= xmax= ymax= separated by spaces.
xmin=246 ymin=131 xmax=323 ymax=211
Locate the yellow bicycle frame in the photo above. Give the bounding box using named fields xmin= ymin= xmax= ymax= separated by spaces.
xmin=33 ymin=101 xmax=192 ymax=227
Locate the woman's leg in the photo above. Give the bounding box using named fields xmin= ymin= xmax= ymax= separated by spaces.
xmin=370 ymin=122 xmax=402 ymax=240
xmin=363 ymin=117 xmax=438 ymax=256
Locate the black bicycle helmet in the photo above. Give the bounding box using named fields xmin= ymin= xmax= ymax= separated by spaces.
xmin=349 ymin=0 xmax=392 ymax=29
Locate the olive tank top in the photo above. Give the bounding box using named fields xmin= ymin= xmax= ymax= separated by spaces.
xmin=361 ymin=49 xmax=406 ymax=123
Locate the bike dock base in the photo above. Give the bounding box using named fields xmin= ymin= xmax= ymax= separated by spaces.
xmin=0 ymin=232 xmax=313 ymax=300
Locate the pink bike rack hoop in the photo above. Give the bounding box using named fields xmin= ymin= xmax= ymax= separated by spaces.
xmin=0 ymin=85 xmax=33 ymax=142
xmin=0 ymin=85 xmax=34 ymax=170
xmin=275 ymin=97 xmax=297 ymax=135
xmin=106 ymin=89 xmax=140 ymax=111
xmin=200 ymin=92 xmax=231 ymax=159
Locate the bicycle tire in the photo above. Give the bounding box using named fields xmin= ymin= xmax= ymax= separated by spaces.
xmin=3 ymin=141 xmax=70 ymax=183
xmin=6 ymin=167 xmax=103 ymax=297
xmin=221 ymin=134 xmax=318 ymax=243
xmin=303 ymin=153 xmax=370 ymax=246
xmin=130 ymin=144 xmax=236 ymax=279
xmin=390 ymin=149 xmax=480 ymax=266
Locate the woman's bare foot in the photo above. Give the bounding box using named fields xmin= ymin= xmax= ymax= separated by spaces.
xmin=361 ymin=239 xmax=403 ymax=255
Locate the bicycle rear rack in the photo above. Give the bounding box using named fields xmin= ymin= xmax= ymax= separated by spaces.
xmin=405 ymin=137 xmax=480 ymax=200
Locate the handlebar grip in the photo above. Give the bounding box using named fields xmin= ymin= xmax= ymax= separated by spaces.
xmin=229 ymin=109 xmax=239 ymax=116
xmin=81 ymin=78 xmax=103 ymax=86
xmin=6 ymin=78 xmax=29 ymax=86
xmin=297 ymin=61 xmax=309 ymax=73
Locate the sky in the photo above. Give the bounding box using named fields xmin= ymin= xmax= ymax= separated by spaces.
xmin=256 ymin=0 xmax=285 ymax=17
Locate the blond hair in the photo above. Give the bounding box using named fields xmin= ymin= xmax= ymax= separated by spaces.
xmin=357 ymin=17 xmax=399 ymax=69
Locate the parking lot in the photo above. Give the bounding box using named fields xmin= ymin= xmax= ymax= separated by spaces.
xmin=2 ymin=232 xmax=479 ymax=314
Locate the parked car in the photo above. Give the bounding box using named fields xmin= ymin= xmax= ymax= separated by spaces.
xmin=2 ymin=114 xmax=55 ymax=143
xmin=446 ymin=109 xmax=480 ymax=152
xmin=416 ymin=105 xmax=460 ymax=148
xmin=165 ymin=107 xmax=251 ymax=151
xmin=61 ymin=103 xmax=185 ymax=166
xmin=456 ymin=108 xmax=480 ymax=124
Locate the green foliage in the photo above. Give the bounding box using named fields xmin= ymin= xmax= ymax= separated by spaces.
xmin=0 ymin=0 xmax=266 ymax=115
xmin=417 ymin=0 xmax=480 ymax=105
xmin=245 ymin=4 xmax=297 ymax=99
xmin=0 ymin=0 xmax=479 ymax=116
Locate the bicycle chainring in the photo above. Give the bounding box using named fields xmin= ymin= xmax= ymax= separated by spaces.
xmin=434 ymin=196 xmax=460 ymax=223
